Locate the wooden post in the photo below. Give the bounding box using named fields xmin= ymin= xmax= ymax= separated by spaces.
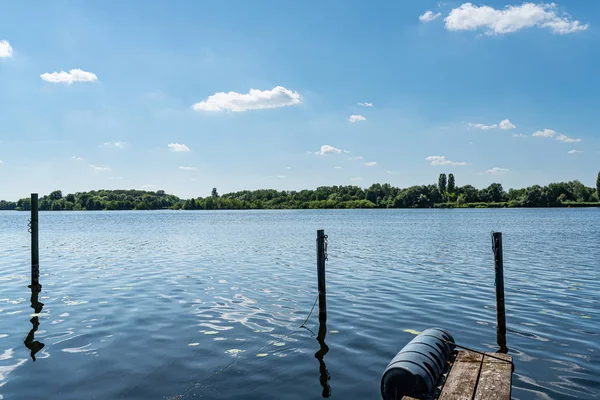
xmin=30 ymin=193 xmax=41 ymax=290
xmin=317 ymin=229 xmax=327 ymax=323
xmin=492 ymin=232 xmax=507 ymax=353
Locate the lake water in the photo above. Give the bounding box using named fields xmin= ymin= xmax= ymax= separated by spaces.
xmin=0 ymin=209 xmax=598 ymax=399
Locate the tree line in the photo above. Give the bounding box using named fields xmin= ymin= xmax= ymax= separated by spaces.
xmin=0 ymin=189 xmax=181 ymax=211
xmin=1 ymin=172 xmax=599 ymax=211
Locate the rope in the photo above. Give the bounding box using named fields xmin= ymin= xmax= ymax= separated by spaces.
xmin=299 ymin=293 xmax=319 ymax=329
xmin=173 ymin=292 xmax=323 ymax=398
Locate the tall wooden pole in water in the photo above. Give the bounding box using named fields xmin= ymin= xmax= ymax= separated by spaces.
xmin=317 ymin=229 xmax=327 ymax=323
xmin=30 ymin=193 xmax=40 ymax=289
xmin=492 ymin=231 xmax=507 ymax=353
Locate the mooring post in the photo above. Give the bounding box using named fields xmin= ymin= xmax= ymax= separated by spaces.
xmin=317 ymin=229 xmax=327 ymax=323
xmin=492 ymin=231 xmax=507 ymax=353
xmin=30 ymin=193 xmax=41 ymax=290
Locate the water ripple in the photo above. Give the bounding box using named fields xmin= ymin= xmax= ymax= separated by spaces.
xmin=0 ymin=209 xmax=599 ymax=399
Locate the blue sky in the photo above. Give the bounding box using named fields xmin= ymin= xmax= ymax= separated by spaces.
xmin=1 ymin=1 xmax=599 ymax=200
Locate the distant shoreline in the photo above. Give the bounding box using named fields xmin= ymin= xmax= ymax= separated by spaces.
xmin=2 ymin=203 xmax=600 ymax=212
xmin=1 ymin=176 xmax=599 ymax=211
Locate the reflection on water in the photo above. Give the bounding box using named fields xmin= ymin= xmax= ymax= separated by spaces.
xmin=315 ymin=321 xmax=331 ymax=398
xmin=24 ymin=286 xmax=45 ymax=361
xmin=0 ymin=209 xmax=599 ymax=399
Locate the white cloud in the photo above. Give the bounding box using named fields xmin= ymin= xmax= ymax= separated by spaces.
xmin=0 ymin=40 xmax=13 ymax=58
xmin=314 ymin=145 xmax=343 ymax=156
xmin=386 ymin=170 xmax=394 ymax=174
xmin=89 ymin=165 xmax=111 ymax=171
xmin=350 ymin=177 xmax=363 ymax=181
xmin=276 ymin=175 xmax=287 ymax=179
xmin=512 ymin=133 xmax=526 ymax=138
xmin=40 ymin=69 xmax=98 ymax=84
xmin=567 ymin=150 xmax=583 ymax=154
xmin=468 ymin=119 xmax=516 ymax=130
xmin=109 ymin=176 xmax=124 ymax=180
xmin=334 ymin=166 xmax=342 ymax=169
xmin=357 ymin=102 xmax=373 ymax=107
xmin=468 ymin=122 xmax=497 ymax=130
xmin=499 ymin=119 xmax=516 ymax=129
xmin=0 ymin=160 xmax=4 ymax=164
xmin=349 ymin=114 xmax=366 ymax=123
xmin=178 ymin=166 xmax=198 ymax=171
xmin=364 ymin=161 xmax=377 ymax=167
xmin=485 ymin=167 xmax=509 ymax=175
xmin=445 ymin=3 xmax=588 ymax=35
xmin=531 ymin=129 xmax=581 ymax=143
xmin=349 ymin=156 xmax=364 ymax=161
xmin=532 ymin=128 xmax=556 ymax=138
xmin=192 ymin=86 xmax=301 ymax=112
xmin=71 ymin=156 xmax=84 ymax=161
xmin=556 ymin=134 xmax=581 ymax=143
xmin=102 ymin=141 xmax=126 ymax=148
xmin=168 ymin=143 xmax=191 ymax=152
xmin=286 ymin=166 xmax=292 ymax=170
xmin=425 ymin=155 xmax=470 ymax=166
xmin=420 ymin=10 xmax=442 ymax=22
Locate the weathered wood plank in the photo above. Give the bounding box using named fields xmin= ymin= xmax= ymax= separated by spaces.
xmin=402 ymin=351 xmax=512 ymax=400
xmin=473 ymin=353 xmax=512 ymax=400
xmin=438 ymin=351 xmax=483 ymax=400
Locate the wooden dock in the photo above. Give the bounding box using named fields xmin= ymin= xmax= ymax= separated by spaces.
xmin=404 ymin=350 xmax=513 ymax=400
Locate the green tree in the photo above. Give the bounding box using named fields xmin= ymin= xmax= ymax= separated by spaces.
xmin=183 ymin=199 xmax=196 ymax=210
xmin=85 ymin=198 xmax=96 ymax=210
xmin=50 ymin=200 xmax=64 ymax=210
xmin=428 ymin=186 xmax=442 ymax=205
xmin=48 ymin=190 xmax=63 ymax=201
xmin=0 ymin=200 xmax=16 ymax=210
xmin=365 ymin=188 xmax=378 ymax=204
xmin=570 ymin=180 xmax=589 ymax=202
xmin=16 ymin=198 xmax=31 ymax=211
xmin=417 ymin=194 xmax=429 ymax=207
xmin=596 ymin=171 xmax=600 ymax=199
xmin=524 ymin=185 xmax=542 ymax=207
xmin=438 ymin=173 xmax=447 ymax=194
xmin=486 ymin=183 xmax=506 ymax=203
xmin=211 ymin=188 xmax=219 ymax=198
xmin=448 ymin=174 xmax=455 ymax=194
xmin=459 ymin=185 xmax=479 ymax=203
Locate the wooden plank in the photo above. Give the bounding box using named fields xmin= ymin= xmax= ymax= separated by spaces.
xmin=438 ymin=351 xmax=483 ymax=400
xmin=473 ymin=353 xmax=512 ymax=400
xmin=402 ymin=351 xmax=512 ymax=400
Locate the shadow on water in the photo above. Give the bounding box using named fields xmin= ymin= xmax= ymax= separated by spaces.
xmin=24 ymin=286 xmax=45 ymax=361
xmin=315 ymin=320 xmax=331 ymax=398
